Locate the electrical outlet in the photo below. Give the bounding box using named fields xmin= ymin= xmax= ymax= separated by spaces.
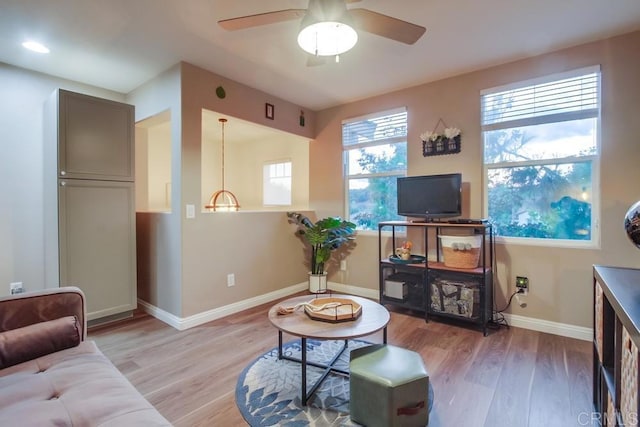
xmin=10 ymin=282 xmax=24 ymax=295
xmin=516 ymin=276 xmax=529 ymax=295
xmin=340 ymin=260 xmax=347 ymax=271
xmin=227 ymin=273 xmax=235 ymax=287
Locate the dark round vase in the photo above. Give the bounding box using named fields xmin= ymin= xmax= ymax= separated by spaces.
xmin=624 ymin=201 xmax=640 ymax=248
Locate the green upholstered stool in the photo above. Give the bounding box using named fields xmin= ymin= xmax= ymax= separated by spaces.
xmin=349 ymin=344 xmax=429 ymax=427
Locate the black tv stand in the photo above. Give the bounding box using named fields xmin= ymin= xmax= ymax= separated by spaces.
xmin=377 ymin=220 xmax=494 ymax=336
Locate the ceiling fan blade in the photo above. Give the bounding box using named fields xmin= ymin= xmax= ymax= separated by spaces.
xmin=219 ymin=9 xmax=306 ymax=31
xmin=349 ymin=9 xmax=426 ymax=45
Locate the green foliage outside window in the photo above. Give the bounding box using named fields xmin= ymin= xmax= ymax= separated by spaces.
xmin=344 ymin=109 xmax=408 ymax=231
xmin=482 ymin=68 xmax=599 ymax=242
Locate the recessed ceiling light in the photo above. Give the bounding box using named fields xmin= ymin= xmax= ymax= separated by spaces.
xmin=22 ymin=41 xmax=50 ymax=54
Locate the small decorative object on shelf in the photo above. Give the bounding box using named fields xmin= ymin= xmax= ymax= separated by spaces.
xmin=395 ymin=240 xmax=413 ymax=260
xmin=624 ymin=200 xmax=640 ymax=248
xmin=421 ymin=118 xmax=461 ymax=157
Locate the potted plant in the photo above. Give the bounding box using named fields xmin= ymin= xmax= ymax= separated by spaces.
xmin=287 ymin=212 xmax=356 ymax=293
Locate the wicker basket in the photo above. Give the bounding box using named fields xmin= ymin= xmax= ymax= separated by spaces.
xmin=439 ymin=235 xmax=482 ymax=269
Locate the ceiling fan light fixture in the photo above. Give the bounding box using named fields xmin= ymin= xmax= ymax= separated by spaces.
xmin=297 ymin=20 xmax=357 ymax=57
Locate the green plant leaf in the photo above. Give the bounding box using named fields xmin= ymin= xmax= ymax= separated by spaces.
xmin=287 ymin=212 xmax=356 ymax=275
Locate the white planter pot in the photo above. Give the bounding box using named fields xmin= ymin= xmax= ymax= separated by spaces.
xmin=308 ymin=273 xmax=328 ymax=294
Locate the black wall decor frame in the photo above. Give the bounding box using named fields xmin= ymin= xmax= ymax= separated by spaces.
xmin=422 ymin=135 xmax=461 ymax=157
xmin=265 ymin=103 xmax=274 ymax=120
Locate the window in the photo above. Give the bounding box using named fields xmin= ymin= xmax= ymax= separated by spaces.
xmin=481 ymin=66 xmax=600 ymax=245
xmin=343 ymin=108 xmax=407 ymax=230
xmin=263 ymin=160 xmax=291 ymax=206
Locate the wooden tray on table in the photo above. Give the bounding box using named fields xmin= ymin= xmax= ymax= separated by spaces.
xmin=304 ymin=297 xmax=362 ymax=323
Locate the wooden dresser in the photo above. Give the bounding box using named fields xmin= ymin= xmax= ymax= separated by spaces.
xmin=593 ymin=265 xmax=640 ymax=426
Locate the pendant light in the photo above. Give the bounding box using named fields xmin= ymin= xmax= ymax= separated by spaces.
xmin=205 ymin=118 xmax=240 ymax=212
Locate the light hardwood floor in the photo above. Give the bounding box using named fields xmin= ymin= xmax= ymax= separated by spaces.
xmin=89 ymin=296 xmax=594 ymax=427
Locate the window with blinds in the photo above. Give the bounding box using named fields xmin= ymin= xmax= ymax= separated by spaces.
xmin=263 ymin=160 xmax=292 ymax=206
xmin=481 ymin=66 xmax=600 ymax=245
xmin=343 ymin=108 xmax=407 ymax=231
xmin=481 ymin=70 xmax=599 ymax=128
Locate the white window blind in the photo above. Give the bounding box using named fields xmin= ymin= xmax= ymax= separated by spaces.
xmin=342 ymin=108 xmax=407 ymax=147
xmin=482 ymin=67 xmax=599 ymax=129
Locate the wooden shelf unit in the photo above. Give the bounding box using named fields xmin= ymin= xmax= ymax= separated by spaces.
xmin=593 ymin=265 xmax=640 ymax=426
xmin=378 ymin=221 xmax=494 ymax=335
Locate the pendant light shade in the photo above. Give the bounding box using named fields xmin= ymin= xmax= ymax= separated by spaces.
xmin=206 ymin=189 xmax=240 ymax=212
xmin=297 ymin=0 xmax=357 ymax=59
xmin=205 ymin=118 xmax=240 ymax=212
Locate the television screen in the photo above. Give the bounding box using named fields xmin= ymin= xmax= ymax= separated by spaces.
xmin=397 ymin=173 xmax=462 ymax=220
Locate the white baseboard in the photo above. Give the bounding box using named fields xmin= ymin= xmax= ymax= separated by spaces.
xmin=331 ymin=284 xmax=592 ymax=341
xmin=138 ymin=282 xmax=307 ymax=330
xmin=502 ymin=313 xmax=592 ymax=341
xmin=327 ymin=282 xmax=379 ymax=300
xmin=138 ymin=282 xmax=592 ymax=341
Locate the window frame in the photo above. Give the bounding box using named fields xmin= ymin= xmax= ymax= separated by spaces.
xmin=481 ymin=66 xmax=601 ymax=248
xmin=262 ymin=159 xmax=292 ymax=207
xmin=342 ymin=107 xmax=408 ymax=233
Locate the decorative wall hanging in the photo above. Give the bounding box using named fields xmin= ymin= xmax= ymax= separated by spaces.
xmin=421 ymin=118 xmax=461 ymax=157
xmin=215 ymin=86 xmax=226 ymax=99
xmin=265 ymin=103 xmax=274 ymax=120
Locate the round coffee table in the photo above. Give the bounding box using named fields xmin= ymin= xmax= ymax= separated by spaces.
xmin=268 ymin=294 xmax=390 ymax=405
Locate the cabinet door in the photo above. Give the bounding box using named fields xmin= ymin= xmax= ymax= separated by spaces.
xmin=58 ymin=90 xmax=134 ymax=181
xmin=58 ymin=179 xmax=136 ymax=320
xmin=621 ymin=326 xmax=639 ymax=427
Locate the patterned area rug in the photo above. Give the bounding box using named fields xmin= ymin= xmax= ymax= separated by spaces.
xmin=236 ymin=339 xmax=370 ymax=426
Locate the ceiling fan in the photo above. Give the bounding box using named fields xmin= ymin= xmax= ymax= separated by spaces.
xmin=218 ymin=0 xmax=426 ymax=63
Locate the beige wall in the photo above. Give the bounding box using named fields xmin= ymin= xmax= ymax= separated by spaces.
xmin=180 ymin=63 xmax=314 ymax=317
xmin=4 ymin=32 xmax=638 ymax=329
xmin=232 ymin=137 xmax=310 ymax=211
xmin=135 ymin=119 xmax=172 ymax=213
xmin=127 ymin=64 xmax=183 ymax=316
xmin=313 ymin=31 xmax=640 ymax=328
xmin=0 ymin=62 xmax=126 ymax=296
xmin=133 ymin=63 xmax=315 ymax=318
xmin=200 ymin=108 xmax=310 ymax=211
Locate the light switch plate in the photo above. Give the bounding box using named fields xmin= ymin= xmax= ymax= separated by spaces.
xmin=186 ymin=204 xmax=195 ymax=219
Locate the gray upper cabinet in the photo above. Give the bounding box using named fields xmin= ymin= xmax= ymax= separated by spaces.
xmin=57 ymin=89 xmax=134 ymax=181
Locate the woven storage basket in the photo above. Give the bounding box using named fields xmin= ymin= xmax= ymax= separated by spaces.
xmin=439 ymin=235 xmax=482 ymax=269
xmin=621 ymin=326 xmax=638 ymax=427
xmin=595 ymin=281 xmax=604 ymax=362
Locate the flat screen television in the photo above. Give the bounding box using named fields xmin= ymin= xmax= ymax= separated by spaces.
xmin=397 ymin=173 xmax=462 ymax=220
